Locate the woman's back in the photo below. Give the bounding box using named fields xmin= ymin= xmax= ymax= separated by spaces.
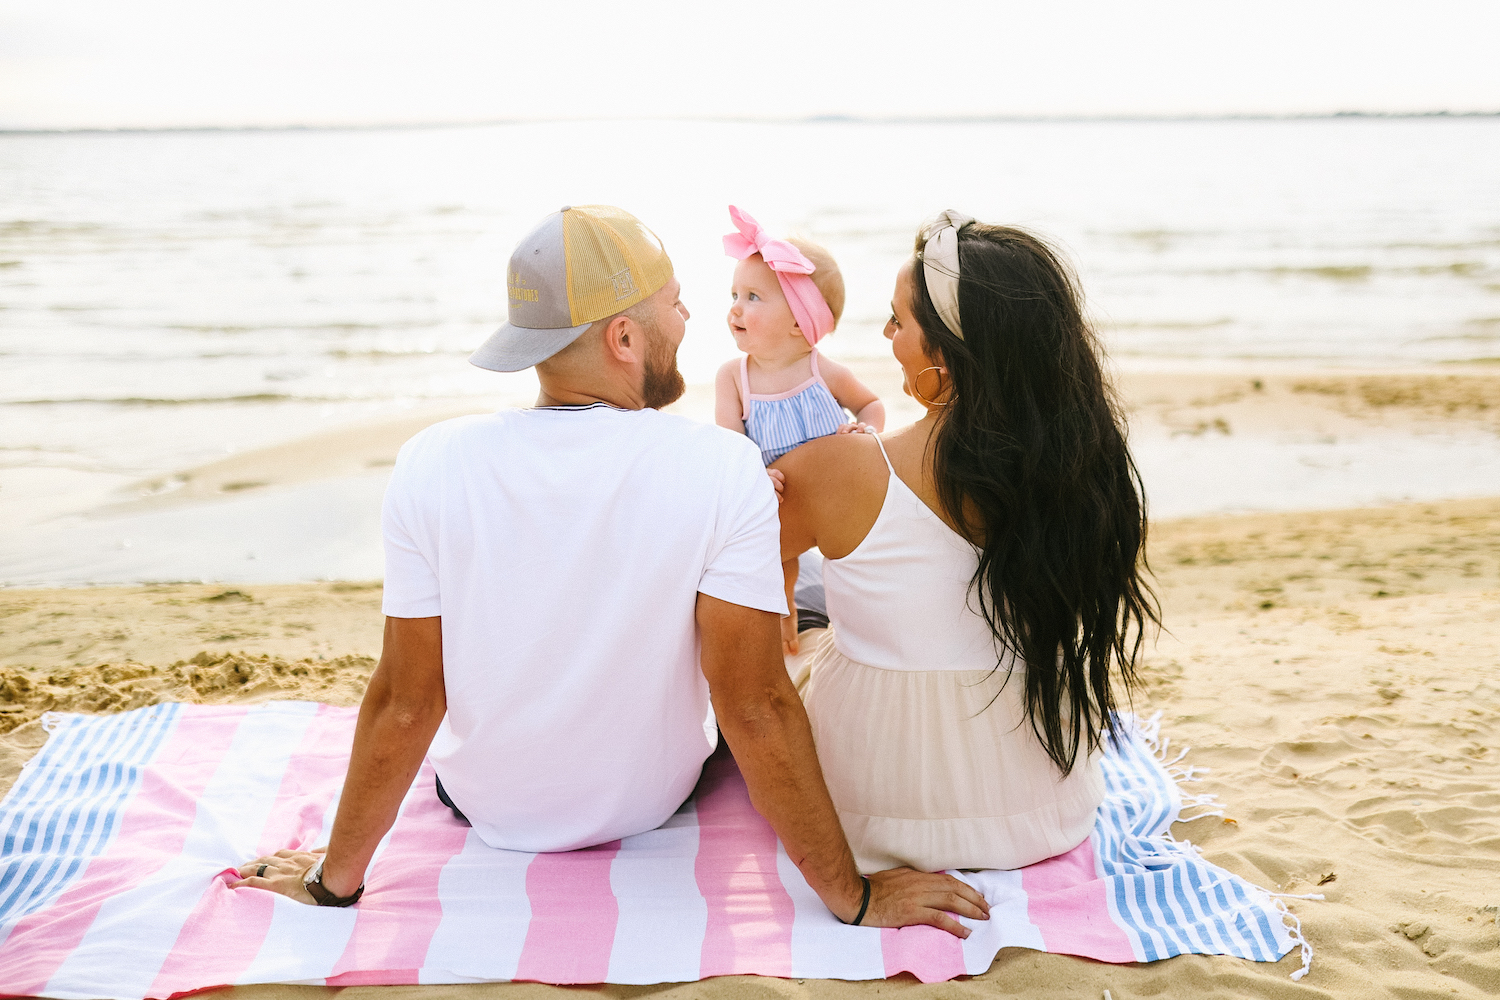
xmin=821 ymin=435 xmax=1008 ymax=672
xmin=799 ymin=433 xmax=1106 ymax=874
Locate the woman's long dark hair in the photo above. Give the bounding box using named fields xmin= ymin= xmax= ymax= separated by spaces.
xmin=910 ymin=222 xmax=1159 ymax=775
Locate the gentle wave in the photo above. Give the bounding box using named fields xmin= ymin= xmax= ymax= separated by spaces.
xmin=2 ymin=116 xmax=1497 ymax=488
xmin=4 ymin=394 xmax=355 ymax=407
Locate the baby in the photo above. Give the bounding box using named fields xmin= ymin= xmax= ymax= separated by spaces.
xmin=714 ymin=206 xmax=885 ymax=655
xmin=714 ymin=206 xmax=884 ymax=460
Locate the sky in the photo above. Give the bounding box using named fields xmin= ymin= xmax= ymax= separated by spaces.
xmin=1 ymin=0 xmax=1498 ymax=130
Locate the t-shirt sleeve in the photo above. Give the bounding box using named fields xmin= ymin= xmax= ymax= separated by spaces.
xmin=697 ymin=439 xmax=790 ymax=617
xmin=381 ymin=435 xmax=442 ymax=619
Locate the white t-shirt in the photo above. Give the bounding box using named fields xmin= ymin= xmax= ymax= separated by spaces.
xmin=381 ymin=404 xmax=786 ymax=852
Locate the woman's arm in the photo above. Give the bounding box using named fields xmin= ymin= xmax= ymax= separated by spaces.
xmin=818 ymin=357 xmax=886 ymax=432
xmin=714 ymin=359 xmax=747 ymax=433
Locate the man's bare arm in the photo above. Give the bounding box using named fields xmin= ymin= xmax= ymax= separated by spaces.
xmin=696 ymin=593 xmax=989 ymax=935
xmin=234 ymin=615 xmax=447 ymax=901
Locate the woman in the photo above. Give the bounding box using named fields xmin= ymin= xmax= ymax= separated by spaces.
xmin=774 ymin=212 xmax=1158 ymax=873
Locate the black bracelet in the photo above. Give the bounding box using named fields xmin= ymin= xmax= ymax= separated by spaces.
xmin=847 ymin=875 xmax=871 ymax=926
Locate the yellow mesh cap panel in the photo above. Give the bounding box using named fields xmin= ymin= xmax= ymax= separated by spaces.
xmin=561 ymin=206 xmax=674 ymax=326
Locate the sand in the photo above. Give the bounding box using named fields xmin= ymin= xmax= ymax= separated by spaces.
xmin=2 ymin=368 xmax=1499 ymax=998
xmin=2 ymin=496 xmax=1497 ymax=998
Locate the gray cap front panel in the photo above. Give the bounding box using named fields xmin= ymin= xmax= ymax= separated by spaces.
xmin=506 ymin=212 xmax=572 ymax=330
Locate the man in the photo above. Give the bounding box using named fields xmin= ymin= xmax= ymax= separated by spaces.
xmin=237 ymin=205 xmax=987 ymax=935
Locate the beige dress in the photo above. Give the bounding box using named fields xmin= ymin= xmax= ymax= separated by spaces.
xmin=793 ymin=436 xmax=1105 ymax=874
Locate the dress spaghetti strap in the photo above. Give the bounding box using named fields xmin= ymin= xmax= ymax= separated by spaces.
xmin=870 ymin=431 xmax=896 ymax=474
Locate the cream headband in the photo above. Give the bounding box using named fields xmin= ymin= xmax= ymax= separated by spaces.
xmin=918 ymin=209 xmax=974 ymax=339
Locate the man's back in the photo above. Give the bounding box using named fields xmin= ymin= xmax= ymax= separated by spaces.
xmin=381 ymin=404 xmax=784 ymax=851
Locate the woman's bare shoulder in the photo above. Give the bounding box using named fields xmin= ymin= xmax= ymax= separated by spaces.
xmin=772 ymin=432 xmax=890 ymax=559
xmin=773 ymin=433 xmax=889 ymax=513
xmin=772 ymin=430 xmax=884 ymax=481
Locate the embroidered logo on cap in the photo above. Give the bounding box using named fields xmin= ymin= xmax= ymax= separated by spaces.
xmin=508 ymin=271 xmax=539 ymax=303
xmin=610 ymin=268 xmax=637 ymax=300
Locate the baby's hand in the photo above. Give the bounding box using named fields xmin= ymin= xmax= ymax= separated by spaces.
xmin=767 ymin=468 xmax=785 ymax=504
xmin=837 ymin=422 xmax=876 ymax=435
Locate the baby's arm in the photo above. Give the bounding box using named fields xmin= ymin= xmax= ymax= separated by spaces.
xmin=781 ymin=557 xmax=800 ymax=656
xmin=819 ymin=357 xmax=886 ymax=432
xmin=714 ymin=358 xmax=747 ymax=434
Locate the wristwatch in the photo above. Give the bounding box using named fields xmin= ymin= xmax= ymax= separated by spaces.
xmin=302 ymin=857 xmax=365 ymax=907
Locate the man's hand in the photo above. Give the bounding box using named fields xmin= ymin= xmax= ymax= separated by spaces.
xmin=863 ymin=868 xmax=990 ymax=937
xmin=236 ymin=616 xmax=446 ymax=905
xmin=767 ymin=467 xmax=785 ymax=504
xmin=232 ymin=848 xmax=324 ymax=904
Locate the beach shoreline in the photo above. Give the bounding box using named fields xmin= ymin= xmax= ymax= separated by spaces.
xmin=2 ymin=365 xmax=1498 ymax=589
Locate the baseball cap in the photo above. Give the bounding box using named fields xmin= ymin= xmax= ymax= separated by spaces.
xmin=469 ymin=205 xmax=674 ymax=372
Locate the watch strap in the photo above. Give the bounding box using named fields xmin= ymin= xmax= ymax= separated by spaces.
xmin=303 ymin=857 xmax=364 ymax=907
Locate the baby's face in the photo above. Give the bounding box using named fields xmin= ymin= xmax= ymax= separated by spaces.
xmin=727 ymin=255 xmax=800 ymax=356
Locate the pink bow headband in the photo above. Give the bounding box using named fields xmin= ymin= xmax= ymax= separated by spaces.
xmin=722 ymin=206 xmax=835 ymax=348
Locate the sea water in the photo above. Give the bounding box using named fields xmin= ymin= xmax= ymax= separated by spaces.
xmin=2 ymin=118 xmax=1498 ymax=583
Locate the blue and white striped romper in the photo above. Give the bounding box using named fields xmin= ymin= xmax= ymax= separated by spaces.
xmin=740 ymin=349 xmax=850 ymax=466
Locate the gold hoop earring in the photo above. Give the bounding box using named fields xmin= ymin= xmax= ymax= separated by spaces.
xmin=912 ymin=366 xmax=948 ymax=407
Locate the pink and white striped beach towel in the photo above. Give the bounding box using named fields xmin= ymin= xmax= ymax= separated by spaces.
xmin=0 ymin=703 xmax=1309 ymax=999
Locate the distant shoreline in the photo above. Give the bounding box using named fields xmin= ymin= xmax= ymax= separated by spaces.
xmin=3 ymin=109 xmax=1499 ymax=136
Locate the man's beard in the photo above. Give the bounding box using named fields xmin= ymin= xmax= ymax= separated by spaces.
xmin=641 ymin=321 xmax=686 ymax=410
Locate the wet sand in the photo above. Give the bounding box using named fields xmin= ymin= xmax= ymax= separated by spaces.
xmin=4 ymin=366 xmax=1498 ymax=587
xmin=98 ymin=366 xmax=1500 ymax=513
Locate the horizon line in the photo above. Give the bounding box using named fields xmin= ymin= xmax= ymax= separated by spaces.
xmin=3 ymin=109 xmax=1499 ymax=136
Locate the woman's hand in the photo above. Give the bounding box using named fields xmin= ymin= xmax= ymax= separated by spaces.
xmin=858 ymin=867 xmax=991 ymax=937
xmin=232 ymin=848 xmax=324 ymax=904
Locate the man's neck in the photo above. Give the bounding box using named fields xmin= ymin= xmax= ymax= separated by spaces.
xmin=534 ymin=379 xmax=644 ymax=410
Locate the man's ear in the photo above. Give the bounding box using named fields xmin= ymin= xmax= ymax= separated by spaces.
xmin=601 ymin=313 xmax=642 ymax=366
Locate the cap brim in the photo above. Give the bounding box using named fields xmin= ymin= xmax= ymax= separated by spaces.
xmin=468 ymin=319 xmax=595 ymax=373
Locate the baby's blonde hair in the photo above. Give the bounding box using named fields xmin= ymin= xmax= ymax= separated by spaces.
xmin=787 ymin=237 xmax=845 ymax=330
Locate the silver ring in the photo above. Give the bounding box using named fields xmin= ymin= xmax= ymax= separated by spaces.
xmin=256 ymin=864 xmax=268 ymax=878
